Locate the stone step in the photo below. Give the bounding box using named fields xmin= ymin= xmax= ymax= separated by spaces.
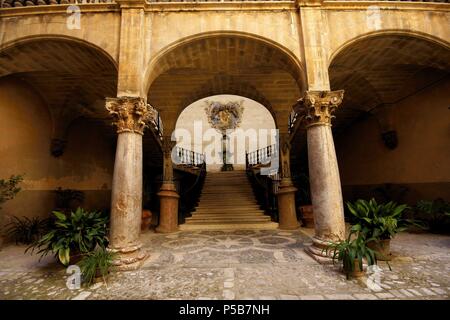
xmin=194 ymin=207 xmax=262 ymax=212
xmin=185 ymin=170 xmax=274 ymax=230
xmin=186 ymin=216 xmax=270 ymax=222
xmin=196 ymin=203 xmax=260 ymax=207
xmin=184 ymin=217 xmax=272 ymax=224
xmin=179 ymin=222 xmax=278 ymax=231
xmin=190 ymin=211 xmax=266 ymax=216
xmin=198 ymin=195 xmax=256 ymax=203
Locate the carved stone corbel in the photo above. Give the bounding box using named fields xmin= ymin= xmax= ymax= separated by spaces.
xmin=371 ymin=103 xmax=398 ymax=150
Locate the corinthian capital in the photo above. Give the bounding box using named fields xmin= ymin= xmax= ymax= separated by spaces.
xmin=106 ymin=97 xmax=157 ymax=135
xmin=295 ymin=90 xmax=344 ymax=128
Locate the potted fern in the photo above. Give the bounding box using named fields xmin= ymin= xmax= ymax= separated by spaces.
xmin=325 ymin=228 xmax=378 ymax=279
xmin=78 ymin=248 xmax=116 ymax=286
xmin=346 ymin=198 xmax=409 ymax=260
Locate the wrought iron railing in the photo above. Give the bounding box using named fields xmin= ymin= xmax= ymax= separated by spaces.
xmin=246 ymin=164 xmax=280 ymax=221
xmin=178 ymin=160 xmax=206 ymax=224
xmin=246 ymin=144 xmax=277 ymax=168
xmin=146 ymin=104 xmax=163 ymax=140
xmin=288 ymin=109 xmax=298 ymax=134
xmin=174 ymin=146 xmax=205 ymax=168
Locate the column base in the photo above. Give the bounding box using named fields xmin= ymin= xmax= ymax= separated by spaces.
xmin=304 ymin=236 xmax=335 ymax=264
xmin=277 ymin=178 xmax=300 ymax=230
xmin=107 ymin=243 xmax=147 ymax=271
xmin=156 ymin=182 xmax=180 ymax=233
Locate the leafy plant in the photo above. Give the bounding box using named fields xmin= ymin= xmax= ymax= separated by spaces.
xmin=27 ymin=208 xmax=109 ymax=266
xmin=5 ymin=216 xmax=49 ymax=244
xmin=415 ymin=199 xmax=450 ymax=233
xmin=325 ymin=229 xmax=377 ymax=279
xmin=0 ymin=175 xmax=23 ymax=210
xmin=347 ymin=198 xmax=409 ymax=240
xmin=78 ymin=248 xmax=116 ymax=287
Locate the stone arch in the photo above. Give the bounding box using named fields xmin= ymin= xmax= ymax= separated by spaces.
xmin=0 ymin=34 xmax=119 ymax=154
xmin=145 ymin=31 xmax=306 ymax=94
xmin=328 ymin=30 xmax=450 ymax=131
xmin=328 ymin=29 xmax=450 ymax=67
xmin=145 ymin=31 xmax=306 ymax=132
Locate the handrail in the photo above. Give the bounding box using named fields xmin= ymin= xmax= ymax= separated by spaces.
xmin=174 ymin=146 xmax=205 ymax=168
xmin=178 ymin=159 xmax=207 ymax=224
xmin=246 ymin=144 xmax=277 ymax=169
xmin=288 ymin=109 xmax=298 ymax=134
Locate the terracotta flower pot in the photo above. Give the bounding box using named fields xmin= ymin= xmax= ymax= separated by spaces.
xmin=141 ymin=209 xmax=152 ymax=231
xmin=367 ymin=239 xmax=392 ymax=261
xmin=94 ymin=269 xmax=109 ymax=283
xmin=345 ymin=259 xmax=365 ymax=279
xmin=299 ymin=205 xmax=314 ymax=228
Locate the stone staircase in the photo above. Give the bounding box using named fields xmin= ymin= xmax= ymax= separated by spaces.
xmin=180 ymin=170 xmax=278 ymax=230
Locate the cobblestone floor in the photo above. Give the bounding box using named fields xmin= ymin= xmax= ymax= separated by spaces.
xmin=0 ymin=229 xmax=449 ymax=300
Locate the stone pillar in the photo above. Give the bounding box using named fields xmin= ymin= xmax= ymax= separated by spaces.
xmin=156 ymin=135 xmax=179 ymax=233
xmin=296 ymin=90 xmax=346 ymax=263
xmin=106 ymin=96 xmax=155 ymax=270
xmin=277 ymin=133 xmax=300 ymax=230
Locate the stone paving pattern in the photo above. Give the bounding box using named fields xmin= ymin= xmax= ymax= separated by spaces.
xmin=0 ymin=229 xmax=449 ymax=300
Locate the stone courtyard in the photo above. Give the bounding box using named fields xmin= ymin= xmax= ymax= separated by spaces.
xmin=1 ymin=229 xmax=449 ymax=300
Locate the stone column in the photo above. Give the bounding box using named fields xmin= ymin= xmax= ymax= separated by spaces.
xmin=296 ymin=90 xmax=346 ymax=263
xmin=156 ymin=135 xmax=180 ymax=233
xmin=277 ymin=133 xmax=300 ymax=230
xmin=106 ymin=96 xmax=155 ymax=270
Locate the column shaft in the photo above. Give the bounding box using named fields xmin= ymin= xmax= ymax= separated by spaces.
xmin=106 ymin=96 xmax=155 ymax=270
xmin=277 ymin=133 xmax=300 ymax=230
xmin=156 ymin=135 xmax=179 ymax=233
xmin=295 ymin=90 xmax=346 ymax=263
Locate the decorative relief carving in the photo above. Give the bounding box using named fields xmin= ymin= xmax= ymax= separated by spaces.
xmin=105 ymin=97 xmax=157 ymax=135
xmin=381 ymin=130 xmax=398 ymax=150
xmin=204 ymin=100 xmax=244 ymax=135
xmin=295 ymin=90 xmax=344 ymax=128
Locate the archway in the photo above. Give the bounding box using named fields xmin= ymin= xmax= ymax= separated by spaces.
xmin=0 ymin=36 xmax=118 ymax=223
xmin=145 ymin=33 xmax=305 ymax=233
xmin=328 ymin=33 xmax=450 ymax=206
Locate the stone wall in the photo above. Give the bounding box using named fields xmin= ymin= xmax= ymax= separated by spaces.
xmin=335 ymin=78 xmax=450 ymax=204
xmin=0 ymin=77 xmax=114 ymax=225
xmin=175 ymin=95 xmax=276 ymax=172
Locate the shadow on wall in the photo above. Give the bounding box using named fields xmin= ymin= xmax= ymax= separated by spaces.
xmin=0 ymin=78 xmax=114 ymax=223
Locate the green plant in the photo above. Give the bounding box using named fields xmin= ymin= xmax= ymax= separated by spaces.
xmin=325 ymin=230 xmax=377 ymax=279
xmin=5 ymin=216 xmax=49 ymax=244
xmin=78 ymin=248 xmax=116 ymax=287
xmin=415 ymin=199 xmax=450 ymax=233
xmin=347 ymin=198 xmax=409 ymax=240
xmin=0 ymin=175 xmax=23 ymax=210
xmin=27 ymin=208 xmax=109 ymax=266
